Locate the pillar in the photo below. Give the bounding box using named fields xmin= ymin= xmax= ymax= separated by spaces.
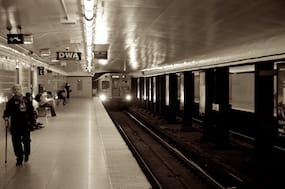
xmin=182 ymin=71 xmax=194 ymax=130
xmin=168 ymin=73 xmax=177 ymax=123
xmin=254 ymin=62 xmax=274 ymax=161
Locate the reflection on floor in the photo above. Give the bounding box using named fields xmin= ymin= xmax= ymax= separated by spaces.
xmin=0 ymin=98 xmax=150 ymax=189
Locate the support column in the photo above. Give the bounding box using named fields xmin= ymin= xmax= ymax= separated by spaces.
xmin=146 ymin=77 xmax=150 ymax=110
xmin=213 ymin=67 xmax=230 ymax=147
xmin=182 ymin=71 xmax=194 ymax=130
xmin=159 ymin=75 xmax=166 ymax=117
xmin=200 ymin=68 xmax=230 ymax=146
xmin=131 ymin=78 xmax=137 ymax=105
xmin=139 ymin=77 xmax=144 ymax=107
xmin=155 ymin=76 xmax=161 ymax=116
xmin=150 ymin=77 xmax=155 ymax=114
xmin=168 ymin=73 xmax=177 ymax=123
xmin=255 ymin=62 xmax=274 ymax=161
xmin=201 ymin=69 xmax=215 ymax=143
xmin=143 ymin=77 xmax=147 ymax=108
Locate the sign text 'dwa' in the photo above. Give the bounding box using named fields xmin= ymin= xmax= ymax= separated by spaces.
xmin=56 ymin=52 xmax=81 ymax=60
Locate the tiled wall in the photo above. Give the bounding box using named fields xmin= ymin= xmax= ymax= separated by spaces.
xmin=0 ymin=62 xmax=17 ymax=122
xmin=67 ymin=76 xmax=92 ymax=98
xmin=38 ymin=71 xmax=67 ymax=96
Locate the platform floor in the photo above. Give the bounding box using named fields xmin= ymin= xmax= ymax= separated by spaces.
xmin=0 ymin=98 xmax=151 ymax=189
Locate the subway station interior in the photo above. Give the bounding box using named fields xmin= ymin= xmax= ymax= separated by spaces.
xmin=1 ymin=0 xmax=285 ymax=188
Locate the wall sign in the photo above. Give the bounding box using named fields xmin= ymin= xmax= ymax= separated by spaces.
xmin=38 ymin=67 xmax=45 ymax=75
xmin=56 ymin=52 xmax=81 ymax=60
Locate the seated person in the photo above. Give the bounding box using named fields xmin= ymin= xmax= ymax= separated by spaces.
xmin=25 ymin=92 xmax=44 ymax=129
xmin=57 ymin=90 xmax=66 ymax=105
xmin=39 ymin=91 xmax=57 ymax=117
xmin=47 ymin=91 xmax=54 ymax=98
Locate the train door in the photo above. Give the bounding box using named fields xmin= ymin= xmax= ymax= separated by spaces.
xmin=121 ymin=75 xmax=130 ymax=97
xmin=112 ymin=76 xmax=120 ymax=97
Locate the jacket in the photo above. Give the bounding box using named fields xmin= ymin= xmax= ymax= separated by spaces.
xmin=3 ymin=95 xmax=34 ymax=134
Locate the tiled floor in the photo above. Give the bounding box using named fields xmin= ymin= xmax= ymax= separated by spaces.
xmin=0 ymin=98 xmax=151 ymax=189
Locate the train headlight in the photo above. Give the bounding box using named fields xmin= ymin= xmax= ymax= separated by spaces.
xmin=99 ymin=94 xmax=107 ymax=101
xmin=125 ymin=94 xmax=132 ymax=101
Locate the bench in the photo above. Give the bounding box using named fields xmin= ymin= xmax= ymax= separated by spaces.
xmin=37 ymin=106 xmax=52 ymax=123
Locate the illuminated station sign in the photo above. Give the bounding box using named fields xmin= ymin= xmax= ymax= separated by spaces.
xmin=56 ymin=52 xmax=82 ymax=60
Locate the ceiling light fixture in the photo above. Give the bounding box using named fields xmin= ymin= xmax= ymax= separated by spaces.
xmin=83 ymin=0 xmax=95 ymax=72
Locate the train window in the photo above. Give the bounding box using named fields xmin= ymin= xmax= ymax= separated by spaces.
xmin=102 ymin=81 xmax=110 ymax=89
xmin=229 ymin=65 xmax=254 ymax=112
xmin=113 ymin=80 xmax=119 ymax=88
xmin=112 ymin=79 xmax=120 ymax=96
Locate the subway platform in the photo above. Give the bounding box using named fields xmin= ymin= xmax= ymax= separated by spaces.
xmin=0 ymin=98 xmax=151 ymax=189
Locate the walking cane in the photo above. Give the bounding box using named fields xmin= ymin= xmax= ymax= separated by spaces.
xmin=4 ymin=120 xmax=8 ymax=164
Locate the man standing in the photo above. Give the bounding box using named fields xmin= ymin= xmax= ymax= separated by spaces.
xmin=64 ymin=82 xmax=71 ymax=99
xmin=3 ymin=84 xmax=34 ymax=166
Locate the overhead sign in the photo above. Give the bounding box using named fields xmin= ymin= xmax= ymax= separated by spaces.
xmin=56 ymin=52 xmax=81 ymax=60
xmin=94 ymin=44 xmax=109 ymax=59
xmin=7 ymin=34 xmax=24 ymax=44
xmin=94 ymin=50 xmax=108 ymax=59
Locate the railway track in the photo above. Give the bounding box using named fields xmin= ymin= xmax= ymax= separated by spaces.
xmin=107 ymin=109 xmax=243 ymax=189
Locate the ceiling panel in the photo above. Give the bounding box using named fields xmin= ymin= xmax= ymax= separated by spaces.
xmin=0 ymin=0 xmax=285 ymax=75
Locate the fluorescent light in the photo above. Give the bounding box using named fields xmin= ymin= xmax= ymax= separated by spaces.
xmin=84 ymin=0 xmax=94 ymax=20
xmin=83 ymin=0 xmax=95 ymax=72
xmin=98 ymin=59 xmax=107 ymax=65
xmin=23 ymin=34 xmax=33 ymax=44
xmin=51 ymin=59 xmax=59 ymax=63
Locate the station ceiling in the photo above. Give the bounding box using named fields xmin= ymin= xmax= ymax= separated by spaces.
xmin=0 ymin=0 xmax=285 ymax=76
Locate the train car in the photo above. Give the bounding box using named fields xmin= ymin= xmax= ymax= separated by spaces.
xmin=96 ymin=73 xmax=132 ymax=108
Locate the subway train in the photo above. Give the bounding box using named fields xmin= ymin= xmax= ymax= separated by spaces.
xmin=95 ymin=73 xmax=132 ymax=109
